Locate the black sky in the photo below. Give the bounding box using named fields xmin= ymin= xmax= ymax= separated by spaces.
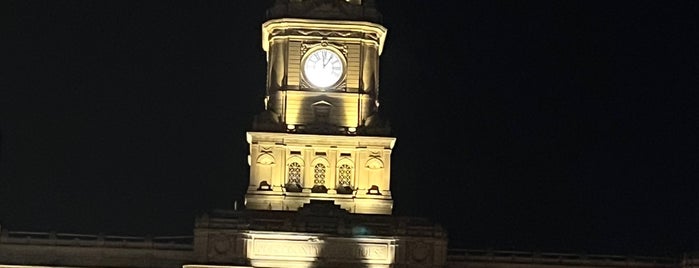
xmin=2 ymin=0 xmax=698 ymax=257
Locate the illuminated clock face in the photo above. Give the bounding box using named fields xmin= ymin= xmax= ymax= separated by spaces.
xmin=303 ymin=48 xmax=344 ymax=88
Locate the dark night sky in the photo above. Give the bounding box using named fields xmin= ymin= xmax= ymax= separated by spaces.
xmin=2 ymin=0 xmax=698 ymax=258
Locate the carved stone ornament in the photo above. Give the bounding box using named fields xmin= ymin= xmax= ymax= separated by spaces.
xmin=365 ymin=157 xmax=384 ymax=169
xmin=301 ymin=41 xmax=348 ymax=56
xmin=208 ymin=234 xmax=234 ymax=258
xmin=256 ymin=153 xmax=275 ymax=165
xmin=364 ymin=32 xmax=380 ymax=41
xmin=268 ymin=28 xmax=378 ymax=41
xmin=298 ymin=29 xmax=353 ymax=38
xmin=410 ymin=241 xmax=432 ymax=263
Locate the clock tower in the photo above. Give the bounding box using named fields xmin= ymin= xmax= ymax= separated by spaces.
xmin=245 ymin=0 xmax=395 ymax=214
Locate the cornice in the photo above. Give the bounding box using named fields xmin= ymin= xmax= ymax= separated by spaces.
xmin=262 ymin=18 xmax=387 ymax=54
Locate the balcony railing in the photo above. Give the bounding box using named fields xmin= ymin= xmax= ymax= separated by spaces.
xmin=0 ymin=229 xmax=193 ymax=250
xmin=447 ymin=248 xmax=677 ymax=267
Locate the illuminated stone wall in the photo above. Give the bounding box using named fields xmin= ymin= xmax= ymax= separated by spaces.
xmin=244 ymin=132 xmax=395 ymax=215
xmin=260 ymin=18 xmax=386 ymax=130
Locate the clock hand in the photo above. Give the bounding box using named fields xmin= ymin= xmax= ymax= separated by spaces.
xmin=323 ymin=55 xmax=331 ymax=67
xmin=322 ymin=51 xmax=329 ymax=66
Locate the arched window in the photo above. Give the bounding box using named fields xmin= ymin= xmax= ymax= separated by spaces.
xmin=288 ymin=162 xmax=302 ymax=184
xmin=313 ymin=163 xmax=326 ymax=185
xmin=336 ymin=162 xmax=354 ymax=194
xmin=255 ymin=153 xmax=275 ymax=191
xmin=285 ymin=156 xmax=304 ymax=193
xmin=338 ymin=163 xmax=352 ymax=186
xmin=311 ymin=163 xmax=328 ymax=193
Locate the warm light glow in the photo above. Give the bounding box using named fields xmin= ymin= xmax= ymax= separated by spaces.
xmin=244 ymin=232 xmax=397 ymax=268
xmin=245 ymin=132 xmax=395 ymax=215
xmin=302 ymin=48 xmax=345 ymax=88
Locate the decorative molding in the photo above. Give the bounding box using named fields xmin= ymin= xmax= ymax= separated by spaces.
xmin=301 ymin=41 xmax=348 ymax=56
xmin=297 ymin=29 xmax=353 ymax=38
xmin=268 ymin=28 xmax=373 ymax=40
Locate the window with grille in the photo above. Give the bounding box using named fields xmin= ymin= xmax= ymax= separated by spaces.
xmin=338 ymin=164 xmax=352 ymax=186
xmin=313 ymin=163 xmax=326 ymax=185
xmin=288 ymin=162 xmax=302 ymax=184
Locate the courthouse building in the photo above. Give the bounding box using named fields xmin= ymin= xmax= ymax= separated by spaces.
xmin=1 ymin=1 xmax=696 ymax=268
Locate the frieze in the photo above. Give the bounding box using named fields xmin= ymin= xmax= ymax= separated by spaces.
xmin=298 ymin=30 xmax=352 ymax=38
xmin=252 ymin=239 xmax=390 ymax=261
xmin=301 ymin=41 xmax=348 ymax=56
xmin=268 ymin=28 xmax=378 ymax=41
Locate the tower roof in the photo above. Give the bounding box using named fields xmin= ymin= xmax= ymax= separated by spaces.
xmin=265 ymin=0 xmax=383 ymax=23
